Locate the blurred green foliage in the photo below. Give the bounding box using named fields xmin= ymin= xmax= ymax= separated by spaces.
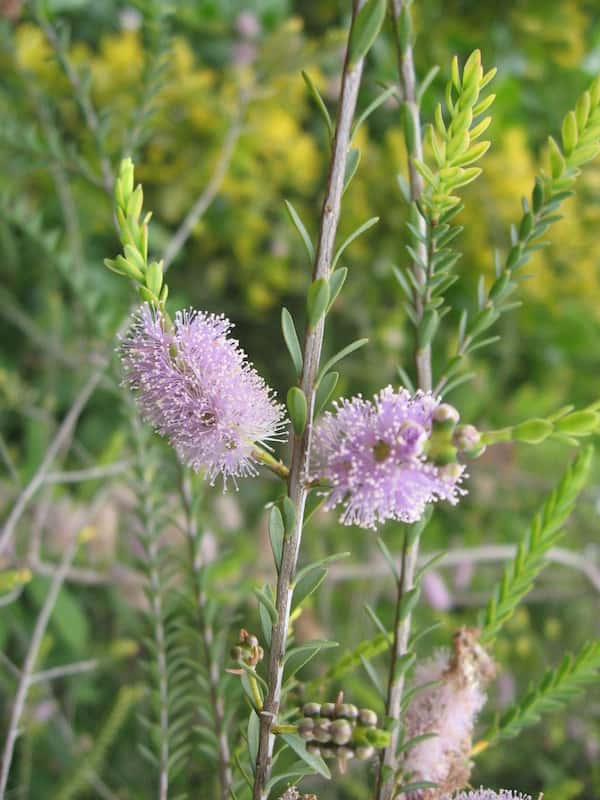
xmin=1 ymin=1 xmax=600 ymax=798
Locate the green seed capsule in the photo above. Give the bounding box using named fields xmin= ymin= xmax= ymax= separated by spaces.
xmin=306 ymin=743 xmax=321 ymax=756
xmin=336 ymin=746 xmax=355 ymax=760
xmin=330 ymin=719 xmax=353 ymax=745
xmin=297 ymin=719 xmax=314 ymax=740
xmin=355 ymin=745 xmax=375 ymax=760
xmin=320 ymin=702 xmax=336 ymax=718
xmin=302 ymin=702 xmax=321 ymax=718
xmin=337 ymin=703 xmax=359 ymax=720
xmin=358 ymin=709 xmax=378 ymax=727
xmin=313 ymin=720 xmax=332 ymax=743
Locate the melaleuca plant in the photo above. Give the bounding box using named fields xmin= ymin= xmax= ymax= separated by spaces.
xmin=51 ymin=7 xmax=600 ymax=800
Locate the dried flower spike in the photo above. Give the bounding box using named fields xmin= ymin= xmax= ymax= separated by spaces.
xmin=120 ymin=304 xmax=286 ymax=486
xmin=310 ymin=386 xmax=465 ymax=529
xmin=403 ymin=628 xmax=495 ymax=799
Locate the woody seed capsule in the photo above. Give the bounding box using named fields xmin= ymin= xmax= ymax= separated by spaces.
xmin=358 ymin=708 xmax=378 ymax=727
xmin=337 ymin=703 xmax=359 ymax=720
xmin=297 ymin=719 xmax=314 ymax=740
xmin=302 ymin=702 xmax=321 ymax=718
xmin=313 ymin=720 xmax=332 ymax=743
xmin=330 ymin=719 xmax=353 ymax=745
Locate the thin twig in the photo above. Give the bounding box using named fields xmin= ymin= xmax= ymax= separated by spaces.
xmin=252 ymin=5 xmax=367 ymax=797
xmin=24 ymin=556 xmax=143 ymax=587
xmin=44 ymin=460 xmax=132 ymax=485
xmin=0 ymin=371 xmax=102 ymax=557
xmin=376 ymin=3 xmax=430 ymax=797
xmin=180 ymin=474 xmax=232 ymax=800
xmin=162 ymin=91 xmax=249 ymax=270
xmin=0 ymin=531 xmax=80 ymax=798
xmin=29 ymin=659 xmax=99 ymax=685
xmin=328 ymin=545 xmax=600 ymax=592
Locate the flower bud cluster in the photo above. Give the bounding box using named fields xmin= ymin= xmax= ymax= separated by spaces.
xmin=297 ymin=700 xmax=388 ymax=763
xmin=428 ymin=405 xmax=485 ymax=464
xmin=230 ymin=629 xmax=264 ymax=667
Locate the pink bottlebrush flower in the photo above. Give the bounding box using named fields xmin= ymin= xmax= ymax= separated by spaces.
xmin=449 ymin=792 xmax=532 ymax=800
xmin=310 ymin=386 xmax=465 ymax=529
xmin=403 ymin=628 xmax=495 ymax=800
xmin=120 ymin=304 xmax=285 ymax=486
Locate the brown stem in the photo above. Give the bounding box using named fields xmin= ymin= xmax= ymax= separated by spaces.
xmin=251 ymin=5 xmax=366 ymax=798
xmin=375 ymin=3 xmax=431 ymax=799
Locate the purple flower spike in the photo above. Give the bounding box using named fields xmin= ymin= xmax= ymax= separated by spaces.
xmin=310 ymin=385 xmax=465 ymax=529
xmin=120 ymin=304 xmax=286 ymax=486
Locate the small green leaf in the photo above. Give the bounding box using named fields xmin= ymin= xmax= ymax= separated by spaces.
xmin=315 ymin=370 xmax=339 ymax=416
xmin=293 ymin=566 xmax=327 ymax=609
xmin=295 ymin=553 xmax=350 ymax=584
xmin=259 ymin=598 xmax=272 ymax=648
xmin=146 ymin=260 xmax=163 ymax=296
xmin=307 ymin=278 xmax=330 ymax=328
xmin=348 ymin=0 xmax=387 ymax=66
xmin=281 ymin=308 xmax=303 ymax=378
xmin=247 ymin=711 xmax=260 ymax=773
xmin=280 ymin=733 xmax=331 ymax=779
xmin=282 ymin=496 xmax=296 ymax=534
xmin=327 ymin=269 xmax=348 ymax=311
xmin=284 ymin=200 xmax=314 ymax=263
xmin=361 ymin=655 xmax=385 ymax=698
xmin=376 ymin=536 xmax=399 ymax=580
xmin=253 ymin=586 xmax=277 ymax=623
xmin=268 ymin=506 xmax=284 ymax=571
xmin=352 ymin=86 xmax=396 ymax=141
xmin=561 ymin=110 xmax=578 ymax=155
xmin=364 ymin=603 xmax=391 ymax=641
xmin=398 ymin=587 xmax=420 ymax=621
xmin=317 ymin=338 xmax=368 ymax=386
xmin=284 ymin=640 xmax=338 ymax=681
xmin=332 ymin=217 xmax=379 ymax=269
xmin=548 ymin=136 xmax=566 ymax=180
xmin=301 ymin=70 xmax=334 ymax=139
xmin=554 ymin=410 xmax=599 ymax=436
xmin=393 ymin=652 xmax=416 ymax=682
xmin=287 ymin=387 xmax=308 ymax=437
xmin=343 ymin=147 xmax=361 ymax=192
xmin=418 ymin=308 xmax=439 ymax=348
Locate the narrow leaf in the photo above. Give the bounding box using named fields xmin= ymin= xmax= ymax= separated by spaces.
xmin=281 ymin=308 xmax=303 ymax=378
xmin=268 ymin=506 xmax=284 ymax=571
xmin=280 ymin=733 xmax=331 ymax=779
xmin=348 ymin=0 xmax=387 ymax=66
xmin=333 ymin=216 xmax=379 ymax=269
xmin=317 ymin=338 xmax=369 ymax=386
xmin=315 ymin=371 xmax=339 ymax=416
xmin=284 ymin=200 xmax=314 ymax=262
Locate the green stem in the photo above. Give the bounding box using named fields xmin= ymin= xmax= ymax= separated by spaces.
xmin=252 ymin=447 xmax=290 ymax=480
